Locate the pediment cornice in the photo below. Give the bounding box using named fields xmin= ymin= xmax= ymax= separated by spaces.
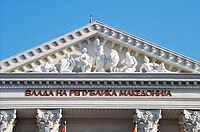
xmin=0 ymin=21 xmax=199 ymax=73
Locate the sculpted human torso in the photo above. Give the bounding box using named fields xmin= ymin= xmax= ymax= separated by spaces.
xmin=120 ymin=52 xmax=138 ymax=72
xmin=140 ymin=56 xmax=174 ymax=73
xmin=78 ymin=48 xmax=92 ymax=72
xmin=140 ymin=56 xmax=159 ymax=73
xmin=94 ymin=38 xmax=107 ymax=72
xmin=60 ymin=54 xmax=75 ymax=73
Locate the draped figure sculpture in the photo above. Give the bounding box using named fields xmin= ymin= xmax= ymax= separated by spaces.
xmin=30 ymin=58 xmax=58 ymax=73
xmin=59 ymin=53 xmax=75 ymax=73
xmin=94 ymin=38 xmax=107 ymax=72
xmin=43 ymin=59 xmax=58 ymax=73
xmin=78 ymin=48 xmax=92 ymax=72
xmin=139 ymin=56 xmax=159 ymax=73
xmin=120 ymin=52 xmax=138 ymax=72
xmin=106 ymin=49 xmax=119 ymax=72
xmin=140 ymin=56 xmax=173 ymax=73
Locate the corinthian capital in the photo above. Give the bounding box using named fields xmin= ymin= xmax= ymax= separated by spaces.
xmin=178 ymin=109 xmax=200 ymax=132
xmin=36 ymin=109 xmax=62 ymax=132
xmin=0 ymin=109 xmax=16 ymax=132
xmin=134 ymin=109 xmax=162 ymax=132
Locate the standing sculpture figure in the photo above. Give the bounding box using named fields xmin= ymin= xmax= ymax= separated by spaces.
xmin=94 ymin=38 xmax=107 ymax=72
xmin=78 ymin=48 xmax=92 ymax=72
xmin=120 ymin=52 xmax=138 ymax=72
xmin=59 ymin=53 xmax=75 ymax=73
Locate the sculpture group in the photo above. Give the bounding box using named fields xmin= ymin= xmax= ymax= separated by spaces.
xmin=26 ymin=38 xmax=174 ymax=73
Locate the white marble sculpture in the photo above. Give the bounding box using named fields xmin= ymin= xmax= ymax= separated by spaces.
xmin=59 ymin=53 xmax=75 ymax=73
xmin=0 ymin=109 xmax=16 ymax=132
xmin=120 ymin=52 xmax=138 ymax=72
xmin=36 ymin=109 xmax=62 ymax=132
xmin=139 ymin=56 xmax=159 ymax=73
xmin=78 ymin=48 xmax=92 ymax=72
xmin=43 ymin=59 xmax=58 ymax=73
xmin=29 ymin=59 xmax=58 ymax=73
xmin=157 ymin=63 xmax=172 ymax=73
xmin=106 ymin=49 xmax=119 ymax=72
xmin=31 ymin=65 xmax=44 ymax=73
xmin=94 ymin=38 xmax=107 ymax=72
xmin=140 ymin=56 xmax=177 ymax=73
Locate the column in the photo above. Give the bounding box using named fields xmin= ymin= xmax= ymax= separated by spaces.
xmin=178 ymin=109 xmax=200 ymax=132
xmin=0 ymin=109 xmax=16 ymax=132
xmin=133 ymin=109 xmax=162 ymax=132
xmin=36 ymin=109 xmax=62 ymax=132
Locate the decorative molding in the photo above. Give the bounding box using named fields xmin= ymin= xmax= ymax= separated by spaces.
xmin=0 ymin=73 xmax=199 ymax=89
xmin=0 ymin=21 xmax=199 ymax=73
xmin=0 ymin=109 xmax=16 ymax=132
xmin=5 ymin=38 xmax=179 ymax=73
xmin=0 ymin=80 xmax=199 ymax=89
xmin=36 ymin=109 xmax=62 ymax=132
xmin=178 ymin=109 xmax=200 ymax=132
xmin=94 ymin=21 xmax=200 ymax=73
xmin=134 ymin=109 xmax=162 ymax=132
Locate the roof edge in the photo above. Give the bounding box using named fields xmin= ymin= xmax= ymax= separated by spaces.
xmin=95 ymin=20 xmax=200 ymax=64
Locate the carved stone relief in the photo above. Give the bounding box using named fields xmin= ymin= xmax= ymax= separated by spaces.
xmin=94 ymin=38 xmax=107 ymax=72
xmin=16 ymin=38 xmax=182 ymax=73
xmin=77 ymin=48 xmax=92 ymax=72
xmin=119 ymin=51 xmax=138 ymax=72
xmin=29 ymin=58 xmax=58 ymax=73
xmin=105 ymin=49 xmax=119 ymax=72
xmin=59 ymin=53 xmax=75 ymax=73
xmin=140 ymin=56 xmax=178 ymax=73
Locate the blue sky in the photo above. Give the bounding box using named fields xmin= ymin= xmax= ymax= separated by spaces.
xmin=1 ymin=0 xmax=200 ymax=61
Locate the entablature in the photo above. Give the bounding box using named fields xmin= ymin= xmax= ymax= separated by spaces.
xmin=0 ymin=73 xmax=199 ymax=89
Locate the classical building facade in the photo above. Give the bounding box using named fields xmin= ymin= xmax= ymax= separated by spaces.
xmin=0 ymin=21 xmax=200 ymax=132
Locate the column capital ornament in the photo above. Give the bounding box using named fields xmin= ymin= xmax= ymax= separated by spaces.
xmin=178 ymin=109 xmax=200 ymax=132
xmin=36 ymin=109 xmax=62 ymax=132
xmin=0 ymin=109 xmax=16 ymax=132
xmin=134 ymin=109 xmax=162 ymax=132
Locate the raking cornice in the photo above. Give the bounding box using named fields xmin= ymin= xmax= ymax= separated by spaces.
xmin=0 ymin=21 xmax=199 ymax=73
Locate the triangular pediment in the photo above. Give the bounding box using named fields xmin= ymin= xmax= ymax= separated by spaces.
xmin=0 ymin=21 xmax=199 ymax=73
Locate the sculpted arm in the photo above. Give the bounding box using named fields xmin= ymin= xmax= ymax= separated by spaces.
xmin=132 ymin=57 xmax=138 ymax=67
